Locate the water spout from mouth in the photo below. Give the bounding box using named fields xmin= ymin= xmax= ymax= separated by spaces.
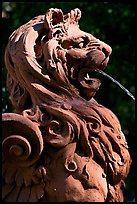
xmin=96 ymin=69 xmax=135 ymax=101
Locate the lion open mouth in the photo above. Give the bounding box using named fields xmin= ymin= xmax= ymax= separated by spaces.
xmin=66 ymin=47 xmax=111 ymax=100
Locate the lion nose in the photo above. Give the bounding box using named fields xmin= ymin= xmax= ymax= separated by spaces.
xmin=99 ymin=41 xmax=112 ymax=57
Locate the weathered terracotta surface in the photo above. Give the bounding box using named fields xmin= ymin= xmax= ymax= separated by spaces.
xmin=2 ymin=8 xmax=131 ymax=202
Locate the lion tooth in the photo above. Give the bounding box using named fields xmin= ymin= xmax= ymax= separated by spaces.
xmin=86 ymin=73 xmax=90 ymax=79
xmin=84 ymin=73 xmax=90 ymax=80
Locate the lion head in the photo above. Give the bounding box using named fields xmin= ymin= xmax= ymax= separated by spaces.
xmin=5 ymin=8 xmax=112 ymax=112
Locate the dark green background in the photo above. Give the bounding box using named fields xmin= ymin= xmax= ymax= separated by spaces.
xmin=2 ymin=2 xmax=135 ymax=202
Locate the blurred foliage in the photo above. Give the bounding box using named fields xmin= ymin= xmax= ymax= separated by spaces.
xmin=2 ymin=2 xmax=135 ymax=201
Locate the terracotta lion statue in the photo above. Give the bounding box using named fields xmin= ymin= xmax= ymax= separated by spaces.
xmin=2 ymin=8 xmax=131 ymax=202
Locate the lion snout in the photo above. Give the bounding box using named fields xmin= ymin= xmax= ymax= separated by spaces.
xmin=97 ymin=41 xmax=112 ymax=58
xmin=85 ymin=40 xmax=112 ymax=69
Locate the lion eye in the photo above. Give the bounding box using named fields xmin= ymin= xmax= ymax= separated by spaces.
xmin=74 ymin=41 xmax=84 ymax=48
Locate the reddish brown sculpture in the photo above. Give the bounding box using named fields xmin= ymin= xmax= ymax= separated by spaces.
xmin=2 ymin=8 xmax=131 ymax=202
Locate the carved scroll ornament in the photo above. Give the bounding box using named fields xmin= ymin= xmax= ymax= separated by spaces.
xmin=2 ymin=8 xmax=131 ymax=202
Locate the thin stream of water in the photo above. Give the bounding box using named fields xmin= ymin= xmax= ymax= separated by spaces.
xmin=96 ymin=69 xmax=135 ymax=101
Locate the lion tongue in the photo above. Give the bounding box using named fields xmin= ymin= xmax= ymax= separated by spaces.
xmin=80 ymin=77 xmax=101 ymax=100
xmin=79 ymin=72 xmax=101 ymax=99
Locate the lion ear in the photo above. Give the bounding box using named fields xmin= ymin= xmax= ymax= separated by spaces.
xmin=64 ymin=8 xmax=81 ymax=23
xmin=44 ymin=8 xmax=64 ymax=33
xmin=70 ymin=8 xmax=81 ymax=22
